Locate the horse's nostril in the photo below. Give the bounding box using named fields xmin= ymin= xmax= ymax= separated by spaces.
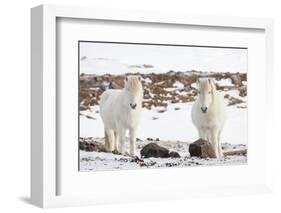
xmin=130 ymin=104 xmax=137 ymax=109
xmin=201 ymin=107 xmax=207 ymax=113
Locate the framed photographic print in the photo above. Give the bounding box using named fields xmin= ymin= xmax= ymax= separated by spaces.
xmin=31 ymin=4 xmax=274 ymax=208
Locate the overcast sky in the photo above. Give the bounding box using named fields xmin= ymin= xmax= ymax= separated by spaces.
xmin=80 ymin=42 xmax=247 ymax=74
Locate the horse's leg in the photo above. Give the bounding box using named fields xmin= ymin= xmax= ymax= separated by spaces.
xmin=217 ymin=129 xmax=224 ymax=158
xmin=114 ymin=131 xmax=119 ymax=152
xmin=198 ymin=128 xmax=207 ymax=140
xmin=104 ymin=129 xmax=110 ymax=152
xmin=210 ymin=129 xmax=220 ymax=158
xmin=129 ymin=128 xmax=136 ymax=156
xmin=118 ymin=128 xmax=126 ymax=155
xmin=108 ymin=129 xmax=115 ymax=151
xmin=204 ymin=128 xmax=211 ymax=142
xmin=105 ymin=129 xmax=114 ymax=152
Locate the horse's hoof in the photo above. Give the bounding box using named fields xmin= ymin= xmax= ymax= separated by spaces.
xmin=129 ymin=152 xmax=136 ymax=157
xmin=131 ymin=156 xmax=143 ymax=163
xmin=112 ymin=150 xmax=120 ymax=155
xmin=105 ymin=149 xmax=113 ymax=153
xmin=217 ymin=155 xmax=224 ymax=160
xmin=120 ymin=151 xmax=128 ymax=156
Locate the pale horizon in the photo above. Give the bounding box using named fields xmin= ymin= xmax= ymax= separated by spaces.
xmin=80 ymin=41 xmax=247 ymax=75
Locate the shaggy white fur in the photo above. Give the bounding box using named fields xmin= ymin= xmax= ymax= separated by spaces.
xmin=100 ymin=76 xmax=143 ymax=156
xmin=191 ymin=78 xmax=226 ymax=158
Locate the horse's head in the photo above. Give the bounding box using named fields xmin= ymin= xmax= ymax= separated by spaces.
xmin=124 ymin=76 xmax=143 ymax=110
xmin=197 ymin=78 xmax=216 ymax=114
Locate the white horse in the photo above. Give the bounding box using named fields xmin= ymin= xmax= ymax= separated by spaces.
xmin=191 ymin=78 xmax=226 ymax=158
xmin=100 ymin=76 xmax=143 ymax=156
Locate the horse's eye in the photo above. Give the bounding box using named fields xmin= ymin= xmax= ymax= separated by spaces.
xmin=208 ymin=91 xmax=211 ymax=94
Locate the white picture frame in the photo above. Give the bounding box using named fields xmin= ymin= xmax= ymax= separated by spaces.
xmin=31 ymin=4 xmax=274 ymax=208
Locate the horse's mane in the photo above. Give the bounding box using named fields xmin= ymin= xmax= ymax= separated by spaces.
xmin=198 ymin=78 xmax=216 ymax=93
xmin=124 ymin=76 xmax=143 ymax=95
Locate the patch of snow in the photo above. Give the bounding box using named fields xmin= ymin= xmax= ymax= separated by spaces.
xmin=164 ymin=88 xmax=176 ymax=92
xmin=173 ymin=81 xmax=185 ymax=90
xmin=221 ymin=89 xmax=247 ymax=103
xmin=154 ymin=81 xmax=165 ymax=85
xmin=142 ymin=77 xmax=152 ymax=84
xmin=191 ymin=82 xmax=198 ymax=89
xmin=215 ymin=78 xmax=233 ymax=87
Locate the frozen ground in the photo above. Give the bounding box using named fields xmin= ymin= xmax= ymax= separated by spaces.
xmin=80 ymin=138 xmax=247 ymax=172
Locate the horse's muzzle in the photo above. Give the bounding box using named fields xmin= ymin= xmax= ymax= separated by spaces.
xmin=201 ymin=107 xmax=208 ymax=113
xmin=130 ymin=103 xmax=137 ymax=110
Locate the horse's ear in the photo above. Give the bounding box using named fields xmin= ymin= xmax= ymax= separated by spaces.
xmin=124 ymin=76 xmax=128 ymax=87
xmin=196 ymin=78 xmax=200 ymax=86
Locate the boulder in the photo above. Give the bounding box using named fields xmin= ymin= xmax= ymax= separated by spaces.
xmin=79 ymin=140 xmax=105 ymax=152
xmin=169 ymin=151 xmax=181 ymax=158
xmin=140 ymin=143 xmax=181 ymax=158
xmin=189 ymin=139 xmax=216 ymax=158
xmin=141 ymin=143 xmax=170 ymax=158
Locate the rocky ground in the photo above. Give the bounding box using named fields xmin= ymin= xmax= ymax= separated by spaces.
xmin=80 ymin=70 xmax=247 ymax=111
xmin=79 ymin=137 xmax=247 ymax=172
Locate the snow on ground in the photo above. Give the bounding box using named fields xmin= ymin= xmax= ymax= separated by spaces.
xmin=80 ymin=102 xmax=247 ymax=146
xmin=214 ymin=78 xmax=234 ymax=87
xmin=80 ymin=139 xmax=247 ymax=172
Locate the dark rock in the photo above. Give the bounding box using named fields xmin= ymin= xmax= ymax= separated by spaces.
xmin=165 ymin=162 xmax=180 ymax=167
xmin=79 ymin=138 xmax=106 ymax=152
xmin=230 ymin=74 xmax=242 ymax=86
xmin=112 ymin=150 xmax=120 ymax=155
xmin=224 ymin=150 xmax=247 ymax=156
xmin=238 ymin=85 xmax=247 ymax=97
xmin=130 ymin=156 xmax=144 ymax=163
xmin=140 ymin=143 xmax=170 ymax=158
xmin=85 ymin=115 xmax=96 ymax=120
xmin=119 ymin=158 xmax=129 ymax=162
xmin=169 ymin=151 xmax=181 ymax=158
xmin=79 ymin=142 xmax=87 ymax=150
xmin=189 ymin=139 xmax=216 ymax=158
xmin=87 ymin=144 xmax=96 ymax=152
xmin=227 ymin=96 xmax=244 ymax=106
